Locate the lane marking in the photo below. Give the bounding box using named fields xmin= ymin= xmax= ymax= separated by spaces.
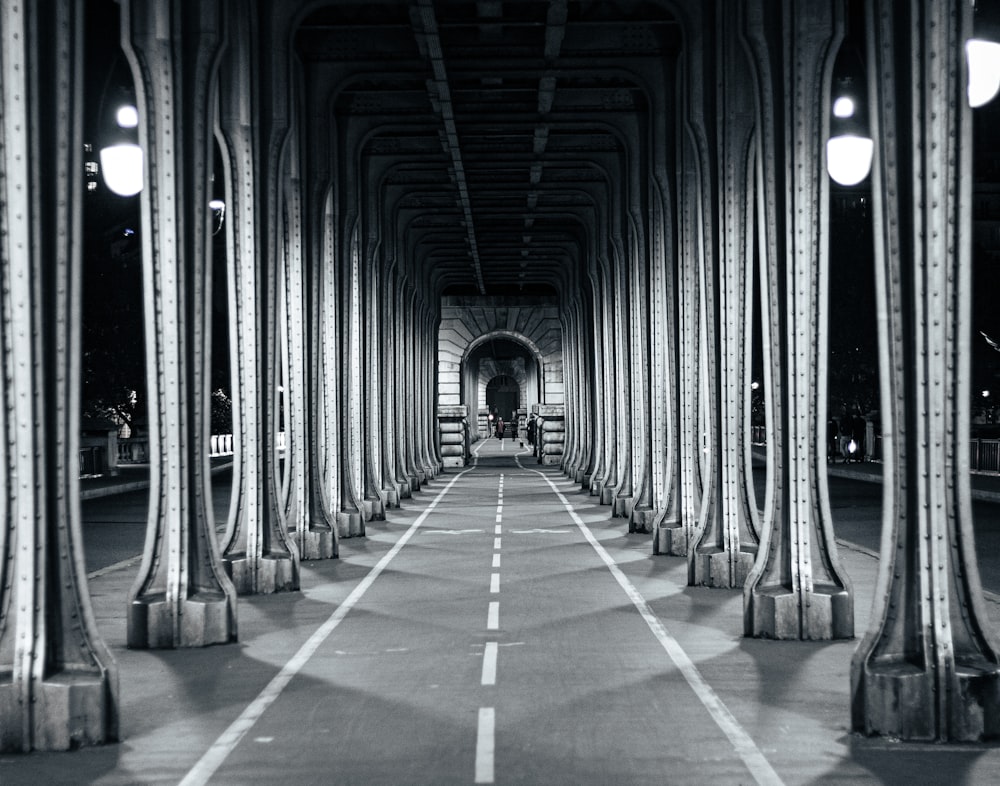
xmin=494 ymin=523 xmax=502 ymax=533
xmin=422 ymin=528 xmax=483 ymax=535
xmin=510 ymin=528 xmax=570 ymax=534
xmin=475 ymin=707 xmax=495 ymax=783
xmin=492 ymin=553 xmax=501 ymax=568
xmin=177 ymin=468 xmax=473 ymax=786
xmin=487 ymin=601 xmax=499 ymax=630
xmin=481 ymin=642 xmax=498 ymax=686
xmin=496 ymin=505 xmax=503 ymax=514
xmin=86 ymin=554 xmax=142 ymax=580
xmin=490 ymin=573 xmax=500 ymax=593
xmin=493 ymin=537 xmax=502 ymax=550
xmin=495 ymin=514 xmax=502 ymax=523
xmin=527 ymin=464 xmax=784 ymax=786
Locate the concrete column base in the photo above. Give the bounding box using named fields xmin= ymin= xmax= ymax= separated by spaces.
xmin=629 ymin=506 xmax=655 ymax=533
xmin=407 ymin=474 xmax=421 ymax=493
xmin=127 ymin=591 xmax=237 ymax=649
xmin=441 ymin=456 xmax=465 ymax=468
xmin=337 ymin=510 xmax=365 ymax=538
xmin=364 ymin=498 xmax=385 ymax=521
xmin=298 ymin=529 xmax=337 ymax=561
xmin=690 ymin=547 xmax=756 ymax=588
xmin=746 ymin=583 xmax=852 ymax=640
xmin=600 ymin=486 xmax=615 ymax=506
xmin=223 ymin=553 xmax=299 ymax=595
xmin=856 ymin=661 xmax=1000 ymax=741
xmin=654 ymin=522 xmax=687 ymax=556
xmin=382 ymin=485 xmax=400 ymax=508
xmin=612 ymin=495 xmax=632 ymax=518
xmin=0 ymin=673 xmax=116 ymax=752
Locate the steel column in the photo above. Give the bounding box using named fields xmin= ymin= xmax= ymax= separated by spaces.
xmin=743 ymin=0 xmax=853 ymax=639
xmin=122 ymin=0 xmax=238 ymax=647
xmin=0 ymin=0 xmax=118 ymax=750
xmin=216 ymin=3 xmax=301 ymax=593
xmin=851 ymin=0 xmax=1000 ymax=739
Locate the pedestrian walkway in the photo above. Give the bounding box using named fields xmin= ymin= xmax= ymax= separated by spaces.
xmin=6 ymin=441 xmax=1000 ymax=784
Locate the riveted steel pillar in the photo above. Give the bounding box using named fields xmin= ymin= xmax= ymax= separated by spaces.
xmin=380 ymin=261 xmax=404 ymax=505
xmin=691 ymin=1 xmax=759 ymax=588
xmin=851 ymin=0 xmax=1000 ymax=740
xmin=336 ymin=222 xmax=365 ymax=537
xmin=362 ymin=227 xmax=387 ymax=520
xmin=216 ymin=5 xmax=302 ymax=593
xmin=586 ymin=263 xmax=611 ymax=494
xmin=0 ymin=0 xmax=118 ymax=750
xmin=422 ymin=301 xmax=442 ymax=478
xmin=740 ymin=0 xmax=852 ymax=639
xmin=121 ymin=0 xmax=238 ymax=647
xmin=390 ymin=273 xmax=413 ymax=497
xmin=658 ymin=19 xmax=709 ymax=557
xmin=626 ymin=204 xmax=656 ymax=532
xmin=285 ymin=118 xmax=336 ymax=560
xmin=608 ymin=239 xmax=633 ymax=515
xmin=597 ymin=263 xmax=621 ymax=503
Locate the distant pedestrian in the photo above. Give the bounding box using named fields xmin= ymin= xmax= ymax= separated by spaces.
xmin=495 ymin=416 xmax=504 ymax=440
xmin=526 ymin=415 xmax=537 ymax=446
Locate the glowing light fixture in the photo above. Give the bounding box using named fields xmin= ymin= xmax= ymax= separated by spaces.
xmin=827 ymin=38 xmax=873 ymax=187
xmin=968 ymin=2 xmax=1000 ymax=107
xmin=100 ymin=104 xmax=143 ymax=196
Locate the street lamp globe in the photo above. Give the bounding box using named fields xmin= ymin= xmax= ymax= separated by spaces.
xmin=100 ymin=104 xmax=143 ymax=197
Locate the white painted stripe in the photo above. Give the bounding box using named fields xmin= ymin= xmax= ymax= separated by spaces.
xmin=494 ymin=523 xmax=502 ymax=533
xmin=533 ymin=471 xmax=785 ymax=786
xmin=493 ymin=537 xmax=502 ymax=550
xmin=495 ymin=514 xmax=502 ymax=523
xmin=490 ymin=573 xmax=500 ymax=593
xmin=177 ymin=468 xmax=473 ymax=786
xmin=86 ymin=554 xmax=142 ymax=580
xmin=475 ymin=707 xmax=495 ymax=783
xmin=492 ymin=553 xmax=501 ymax=568
xmin=496 ymin=505 xmax=503 ymax=514
xmin=487 ymin=601 xmax=499 ymax=630
xmin=481 ymin=642 xmax=498 ymax=685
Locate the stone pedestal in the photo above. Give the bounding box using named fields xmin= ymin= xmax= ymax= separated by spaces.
xmin=438 ymin=405 xmax=468 ymax=468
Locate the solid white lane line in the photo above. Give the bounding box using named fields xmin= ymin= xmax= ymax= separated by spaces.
xmin=86 ymin=555 xmax=142 ymax=580
xmin=532 ymin=471 xmax=785 ymax=786
xmin=487 ymin=601 xmax=499 ymax=630
xmin=481 ymin=642 xmax=498 ymax=686
xmin=492 ymin=553 xmax=501 ymax=568
xmin=490 ymin=573 xmax=500 ymax=593
xmin=178 ymin=469 xmax=473 ymax=786
xmin=493 ymin=537 xmax=502 ymax=550
xmin=475 ymin=707 xmax=495 ymax=783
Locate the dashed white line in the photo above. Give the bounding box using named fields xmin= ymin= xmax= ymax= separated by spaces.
xmin=481 ymin=642 xmax=498 ymax=686
xmin=494 ymin=523 xmax=502 ymax=533
xmin=492 ymin=553 xmax=500 ymax=568
xmin=493 ymin=537 xmax=502 ymax=549
xmin=475 ymin=707 xmax=495 ymax=783
xmin=487 ymin=601 xmax=499 ymax=630
xmin=490 ymin=573 xmax=500 ymax=593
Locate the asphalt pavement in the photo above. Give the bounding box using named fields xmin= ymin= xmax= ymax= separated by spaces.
xmin=6 ymin=445 xmax=1000 ymax=784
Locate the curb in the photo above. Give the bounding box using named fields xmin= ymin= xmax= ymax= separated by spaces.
xmin=79 ymin=460 xmax=234 ymax=501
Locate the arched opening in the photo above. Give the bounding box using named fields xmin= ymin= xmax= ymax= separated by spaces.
xmin=486 ymin=375 xmax=520 ymax=422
